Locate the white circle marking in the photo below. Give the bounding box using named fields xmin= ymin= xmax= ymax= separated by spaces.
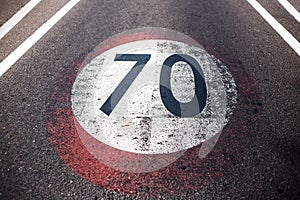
xmin=71 ymin=40 xmax=237 ymax=154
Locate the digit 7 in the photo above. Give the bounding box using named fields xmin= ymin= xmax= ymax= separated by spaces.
xmin=100 ymin=54 xmax=151 ymax=116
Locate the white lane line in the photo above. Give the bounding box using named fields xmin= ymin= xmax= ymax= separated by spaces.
xmin=0 ymin=0 xmax=81 ymax=77
xmin=277 ymin=0 xmax=300 ymax=23
xmin=0 ymin=0 xmax=42 ymax=40
xmin=246 ymin=0 xmax=300 ymax=56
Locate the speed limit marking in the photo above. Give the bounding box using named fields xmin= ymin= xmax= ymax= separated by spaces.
xmin=46 ymin=27 xmax=260 ymax=196
xmin=72 ymin=39 xmax=237 ymax=155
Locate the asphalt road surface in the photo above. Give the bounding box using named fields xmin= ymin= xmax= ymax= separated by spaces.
xmin=1 ymin=0 xmax=299 ymax=199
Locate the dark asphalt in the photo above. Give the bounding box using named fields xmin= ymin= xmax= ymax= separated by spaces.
xmin=0 ymin=0 xmax=30 ymax=26
xmin=0 ymin=0 xmax=70 ymax=62
xmin=1 ymin=0 xmax=300 ymax=199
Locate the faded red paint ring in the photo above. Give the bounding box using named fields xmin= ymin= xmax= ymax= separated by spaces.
xmin=46 ymin=27 xmax=261 ymax=196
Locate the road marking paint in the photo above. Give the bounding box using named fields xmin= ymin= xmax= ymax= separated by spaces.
xmin=46 ymin=27 xmax=261 ymax=195
xmin=246 ymin=0 xmax=300 ymax=56
xmin=71 ymin=39 xmax=237 ymax=155
xmin=0 ymin=0 xmax=42 ymax=40
xmin=0 ymin=0 xmax=81 ymax=77
xmin=277 ymin=0 xmax=300 ymax=23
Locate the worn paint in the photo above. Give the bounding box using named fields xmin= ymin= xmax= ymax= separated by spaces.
xmin=46 ymin=27 xmax=261 ymax=196
xmin=71 ymin=40 xmax=237 ymax=157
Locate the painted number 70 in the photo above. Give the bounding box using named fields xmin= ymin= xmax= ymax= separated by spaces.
xmin=100 ymin=54 xmax=207 ymax=117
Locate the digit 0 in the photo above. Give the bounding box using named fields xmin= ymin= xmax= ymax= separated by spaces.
xmin=159 ymin=54 xmax=207 ymax=117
